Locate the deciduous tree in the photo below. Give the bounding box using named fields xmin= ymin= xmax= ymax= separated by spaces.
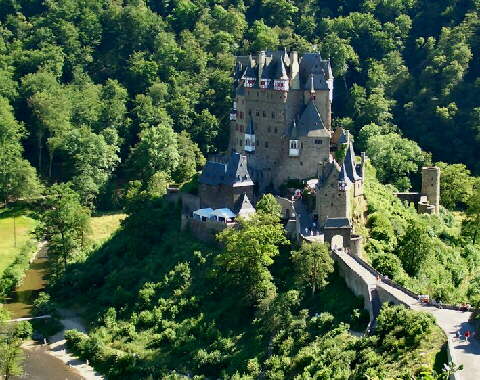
xmin=291 ymin=242 xmax=333 ymax=295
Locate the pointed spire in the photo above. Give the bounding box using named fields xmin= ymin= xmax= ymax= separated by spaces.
xmin=308 ymin=74 xmax=316 ymax=94
xmin=275 ymin=58 xmax=288 ymax=80
xmin=290 ymin=120 xmax=298 ymax=139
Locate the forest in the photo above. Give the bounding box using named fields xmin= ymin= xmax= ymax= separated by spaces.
xmin=0 ymin=0 xmax=480 ymax=378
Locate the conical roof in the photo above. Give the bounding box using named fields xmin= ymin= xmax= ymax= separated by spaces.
xmin=274 ymin=58 xmax=288 ymax=80
xmin=338 ymin=161 xmax=351 ymax=184
xmin=296 ymin=101 xmax=330 ymax=137
xmin=344 ymin=142 xmax=361 ymax=181
xmin=233 ymin=193 xmax=256 ymax=218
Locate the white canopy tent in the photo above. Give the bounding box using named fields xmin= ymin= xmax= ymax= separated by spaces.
xmin=193 ymin=208 xmax=214 ymax=221
xmin=211 ymin=208 xmax=236 ymax=222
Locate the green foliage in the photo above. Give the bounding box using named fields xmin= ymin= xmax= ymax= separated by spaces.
xmin=436 ymin=162 xmax=474 ymax=209
xmin=35 ymin=183 xmax=91 ymax=276
xmin=0 ymin=240 xmax=36 ymax=299
xmin=462 ymin=187 xmax=480 ymax=244
xmin=255 ymin=193 xmax=282 ymax=221
xmin=49 ymin=196 xmax=447 ymax=378
xmin=397 ymin=219 xmax=434 ymax=276
xmin=0 ymin=96 xmax=42 ymax=204
xmin=364 ymin=163 xmax=478 ymax=303
xmin=375 ymin=305 xmax=435 ymax=348
xmin=216 ymin=209 xmax=288 ymax=309
xmin=291 ymin=242 xmax=333 ymax=295
xmin=0 ymin=307 xmax=31 ymax=379
xmin=366 ymin=133 xmax=431 ymax=190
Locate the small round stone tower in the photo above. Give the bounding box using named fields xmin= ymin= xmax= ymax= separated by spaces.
xmin=421 ymin=166 xmax=441 ymax=214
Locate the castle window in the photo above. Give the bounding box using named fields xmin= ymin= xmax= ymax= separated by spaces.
xmin=301 ymin=142 xmax=304 ymax=149
xmin=300 ymin=161 xmax=303 ymax=166
xmin=263 ymin=111 xmax=266 ymax=117
xmin=274 ymin=127 xmax=278 ymax=133
xmin=271 ymin=112 xmax=275 ymax=119
xmin=313 ymin=96 xmax=316 ymax=100
xmin=248 ymin=109 xmax=251 ymax=116
xmin=315 ymin=139 xmax=322 ymax=144
xmin=256 ymin=110 xmax=260 ymax=117
xmin=265 ymin=142 xmax=269 ymax=148
xmin=257 ymin=91 xmax=259 ymax=97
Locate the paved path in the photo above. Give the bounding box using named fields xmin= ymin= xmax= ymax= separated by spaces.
xmin=333 ymin=248 xmax=480 ymax=380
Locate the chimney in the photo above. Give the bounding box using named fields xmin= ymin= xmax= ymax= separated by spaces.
xmin=290 ymin=51 xmax=300 ymax=90
xmin=258 ymin=51 xmax=266 ymax=81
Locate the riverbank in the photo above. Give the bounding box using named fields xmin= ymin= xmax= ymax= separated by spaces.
xmin=35 ymin=309 xmax=103 ymax=380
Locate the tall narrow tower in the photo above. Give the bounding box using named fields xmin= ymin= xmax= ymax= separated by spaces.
xmin=421 ymin=167 xmax=441 ymax=214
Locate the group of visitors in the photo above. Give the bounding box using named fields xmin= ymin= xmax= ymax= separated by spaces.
xmin=455 ymin=329 xmax=475 ymax=342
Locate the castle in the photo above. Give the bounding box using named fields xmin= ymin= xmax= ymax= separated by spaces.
xmin=182 ymin=50 xmax=440 ymax=248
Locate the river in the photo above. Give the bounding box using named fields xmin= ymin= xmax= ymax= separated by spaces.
xmin=4 ymin=255 xmax=85 ymax=380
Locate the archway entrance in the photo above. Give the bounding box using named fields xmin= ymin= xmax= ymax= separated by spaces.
xmin=331 ymin=234 xmax=344 ymax=250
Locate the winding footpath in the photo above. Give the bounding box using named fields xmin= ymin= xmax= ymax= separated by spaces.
xmin=333 ymin=248 xmax=480 ymax=380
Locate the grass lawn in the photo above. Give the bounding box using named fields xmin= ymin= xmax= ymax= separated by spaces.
xmin=0 ymin=207 xmax=37 ymax=275
xmin=89 ymin=211 xmax=127 ymax=245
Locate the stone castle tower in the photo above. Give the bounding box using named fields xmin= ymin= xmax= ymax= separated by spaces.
xmin=228 ymin=50 xmax=334 ymax=191
xmin=421 ymin=166 xmax=440 ymax=214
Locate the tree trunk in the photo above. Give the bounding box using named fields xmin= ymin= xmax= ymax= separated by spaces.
xmin=48 ymin=150 xmax=54 ymax=179
xmin=37 ymin=130 xmax=43 ymax=175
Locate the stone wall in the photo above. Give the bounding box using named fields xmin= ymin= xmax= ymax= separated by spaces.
xmin=316 ymin=165 xmax=351 ymax=226
xmin=182 ymin=216 xmax=229 ymax=243
xmin=230 ymin=86 xmax=332 ymax=191
xmin=332 ymin=249 xmax=373 ymax=319
xmin=199 ymin=183 xmax=254 ymax=210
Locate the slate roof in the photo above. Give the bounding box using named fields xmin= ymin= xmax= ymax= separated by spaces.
xmin=325 ymin=217 xmax=351 ymax=229
xmin=243 ymin=57 xmax=257 ymax=78
xmin=235 ymin=51 xmax=333 ymax=90
xmin=299 ymin=53 xmax=331 ymax=91
xmin=274 ymin=58 xmax=288 ymax=79
xmin=233 ymin=193 xmax=256 ymax=218
xmin=344 ymin=142 xmax=361 ymax=181
xmin=290 ymin=120 xmax=299 ymax=139
xmin=338 ymin=162 xmax=351 ymax=184
xmin=292 ymin=101 xmax=330 ymax=138
xmin=199 ymin=153 xmax=253 ymax=187
xmin=338 ymin=130 xmax=348 ymax=144
xmin=261 ymin=61 xmax=273 ymax=79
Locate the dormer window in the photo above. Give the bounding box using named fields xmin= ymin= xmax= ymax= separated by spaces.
xmin=289 ymin=139 xmax=300 ymax=157
xmin=274 ymin=79 xmax=289 ymax=91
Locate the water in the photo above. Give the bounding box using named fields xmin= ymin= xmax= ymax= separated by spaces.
xmin=4 ymin=258 xmax=48 ymax=318
xmin=4 ymin=257 xmax=85 ymax=380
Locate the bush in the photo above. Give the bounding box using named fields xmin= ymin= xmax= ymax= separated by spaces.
xmin=0 ymin=241 xmax=36 ymax=299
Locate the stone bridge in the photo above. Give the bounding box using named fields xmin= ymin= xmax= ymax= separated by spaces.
xmin=330 ymin=247 xmax=480 ymax=380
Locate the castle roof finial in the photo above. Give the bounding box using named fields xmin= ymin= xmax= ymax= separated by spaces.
xmin=308 ymin=73 xmax=316 ymax=94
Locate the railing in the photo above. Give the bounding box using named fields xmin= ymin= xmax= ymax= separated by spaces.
xmin=338 ymin=248 xmax=475 ymax=312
